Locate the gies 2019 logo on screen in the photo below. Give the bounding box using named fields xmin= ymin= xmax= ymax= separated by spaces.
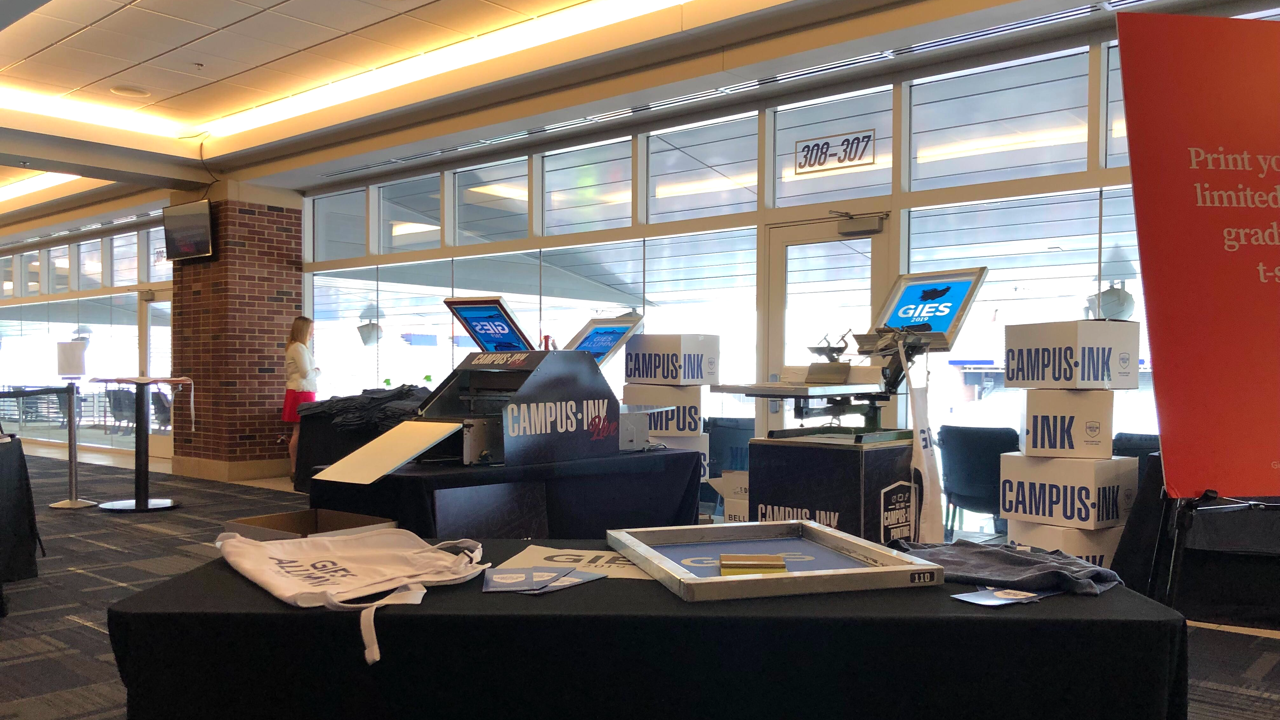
xmin=886 ymin=280 xmax=973 ymax=333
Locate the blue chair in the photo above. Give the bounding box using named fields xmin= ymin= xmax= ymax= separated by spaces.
xmin=936 ymin=426 xmax=1021 ymax=537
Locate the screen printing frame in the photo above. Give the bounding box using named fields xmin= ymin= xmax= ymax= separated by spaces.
xmin=607 ymin=521 xmax=942 ymax=602
xmin=444 ymin=296 xmax=536 ymax=352
xmin=869 ymin=267 xmax=987 ymax=352
xmin=565 ymin=315 xmax=644 ymax=365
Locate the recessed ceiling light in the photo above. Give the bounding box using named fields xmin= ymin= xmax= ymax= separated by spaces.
xmin=0 ymin=172 xmax=80 ymax=203
xmin=110 ymin=85 xmax=152 ymax=98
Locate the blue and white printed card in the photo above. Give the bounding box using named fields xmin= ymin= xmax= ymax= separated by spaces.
xmin=519 ymin=570 xmax=607 ymax=595
xmin=482 ymin=567 xmax=572 ymax=593
xmin=952 ymin=587 xmax=1062 ymax=606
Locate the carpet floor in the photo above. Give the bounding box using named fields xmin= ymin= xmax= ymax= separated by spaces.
xmin=2 ymin=455 xmax=1279 ymax=720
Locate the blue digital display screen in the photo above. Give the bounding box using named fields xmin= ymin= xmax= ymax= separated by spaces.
xmin=452 ymin=304 xmax=530 ymax=352
xmin=884 ymin=279 xmax=974 ymax=334
xmin=572 ymin=325 xmax=632 ymax=363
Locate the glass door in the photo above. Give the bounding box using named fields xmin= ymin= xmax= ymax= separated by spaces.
xmin=764 ymin=220 xmax=875 ymax=433
xmin=142 ymin=290 xmax=174 ymax=459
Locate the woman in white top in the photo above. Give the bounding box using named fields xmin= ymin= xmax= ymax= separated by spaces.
xmin=283 ymin=316 xmax=320 ymax=474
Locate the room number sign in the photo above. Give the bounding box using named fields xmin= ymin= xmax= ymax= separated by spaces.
xmin=793 ymin=130 xmax=876 ymax=175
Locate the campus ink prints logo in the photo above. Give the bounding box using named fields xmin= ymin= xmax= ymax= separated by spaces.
xmin=505 ymin=399 xmax=614 ymax=439
xmin=880 ymin=481 xmax=917 ymax=543
xmin=757 ymin=504 xmax=841 ymax=527
xmin=471 ymin=352 xmax=530 ymax=366
xmin=1001 ymin=481 xmax=1125 ymax=522
xmin=1005 ymin=345 xmax=1114 ymax=383
xmin=625 ymin=352 xmax=707 ymax=381
xmin=268 ymin=557 xmax=358 ymax=588
xmin=649 ymin=404 xmax=701 ymax=433
xmin=895 ymin=286 xmax=954 ymax=323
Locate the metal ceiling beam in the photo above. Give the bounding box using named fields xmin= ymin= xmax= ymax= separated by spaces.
xmin=0 ymin=127 xmax=212 ymax=191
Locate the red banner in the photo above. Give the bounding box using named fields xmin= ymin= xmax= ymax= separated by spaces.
xmin=1119 ymin=13 xmax=1280 ymax=498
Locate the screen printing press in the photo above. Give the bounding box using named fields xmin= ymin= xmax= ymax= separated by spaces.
xmin=711 ymin=268 xmax=987 ymax=543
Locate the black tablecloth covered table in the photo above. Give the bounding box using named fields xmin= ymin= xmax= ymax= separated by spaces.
xmin=109 ymin=539 xmax=1187 ymax=720
xmin=310 ymin=449 xmax=702 ymax=539
xmin=0 ymin=436 xmax=39 ymax=584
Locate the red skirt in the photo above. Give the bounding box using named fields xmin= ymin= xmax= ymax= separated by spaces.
xmin=282 ymin=389 xmax=316 ymax=423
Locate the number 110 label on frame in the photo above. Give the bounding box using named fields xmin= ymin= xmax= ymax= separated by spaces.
xmin=793 ymin=130 xmax=876 ymax=175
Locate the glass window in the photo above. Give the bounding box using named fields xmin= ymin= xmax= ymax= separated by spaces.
xmin=314 ymin=190 xmax=368 ymax=262
xmin=19 ymin=252 xmax=40 ymax=295
xmin=649 ymin=114 xmax=758 ymax=223
xmin=1106 ymin=44 xmax=1127 ymax=168
xmin=783 ymin=239 xmax=872 ymax=368
xmin=775 ymin=88 xmax=893 ymax=206
xmin=0 ymin=256 xmax=11 ymax=298
xmin=910 ymin=50 xmax=1089 ymax=191
xmin=380 ymin=175 xmax=442 ymax=254
xmin=375 ymin=261 xmax=454 ymax=388
xmin=643 ymin=228 xmax=757 ymax=418
xmin=79 ymin=240 xmax=102 ymax=290
xmin=541 ymin=239 xmax=645 ymax=393
xmin=149 ymin=228 xmax=172 ymax=282
xmin=112 ymin=233 xmax=138 ymax=286
xmin=908 ymin=188 xmax=1155 ymax=438
xmin=48 ymin=246 xmax=70 ymax=293
xmin=456 ymin=158 xmax=529 ymax=245
xmin=312 ymin=267 xmax=381 ymax=397
xmin=544 ymin=139 xmax=632 ymax=236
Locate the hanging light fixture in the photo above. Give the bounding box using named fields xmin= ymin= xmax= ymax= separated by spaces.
xmin=357 ymin=304 xmax=385 ymax=347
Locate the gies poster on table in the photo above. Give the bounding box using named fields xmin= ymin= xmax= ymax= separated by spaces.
xmin=1118 ymin=13 xmax=1280 ymax=497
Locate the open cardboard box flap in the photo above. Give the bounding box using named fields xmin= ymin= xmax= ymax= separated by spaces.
xmin=225 ymin=509 xmax=396 ymax=541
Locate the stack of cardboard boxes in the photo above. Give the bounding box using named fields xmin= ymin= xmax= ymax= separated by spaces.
xmin=1000 ymin=320 xmax=1142 ymax=568
xmin=620 ymin=334 xmax=720 ymax=485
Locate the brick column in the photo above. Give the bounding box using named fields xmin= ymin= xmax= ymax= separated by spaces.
xmin=171 ymin=199 xmax=303 ymax=482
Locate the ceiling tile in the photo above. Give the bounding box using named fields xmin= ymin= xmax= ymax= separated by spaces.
xmin=234 ymin=0 xmax=296 ymax=7
xmin=35 ymin=0 xmax=125 ymax=25
xmin=0 ymin=77 xmax=76 ymax=97
xmin=187 ymin=30 xmax=295 ymax=66
xmin=225 ymin=66 xmax=315 ymax=94
xmin=0 ymin=55 xmax=19 ymax=70
xmin=33 ymin=45 xmax=133 ymax=77
xmin=0 ymin=13 xmax=83 ymax=58
xmin=408 ymin=0 xmax=527 ymax=37
xmin=307 ymin=34 xmax=409 ymax=70
xmin=360 ymin=0 xmax=437 ymax=11
xmin=274 ymin=0 xmax=395 ymax=33
xmin=149 ymin=48 xmax=253 ymax=82
xmin=354 ymin=15 xmax=465 ymax=52
xmin=96 ymin=64 xmax=210 ymax=93
xmin=135 ymin=104 xmax=207 ymax=125
xmin=66 ymin=88 xmax=161 ymax=110
xmin=227 ymin=11 xmax=341 ymax=49
xmin=154 ymin=81 xmax=275 ymax=116
xmin=0 ymin=168 xmax=43 ymax=185
xmin=486 ymin=0 xmax=583 ymax=15
xmin=265 ymin=51 xmax=364 ymax=83
xmin=63 ymin=27 xmax=173 ymax=63
xmin=96 ymin=7 xmax=216 ymax=45
xmin=2 ymin=60 xmax=101 ymax=90
xmin=136 ymin=0 xmax=262 ymax=29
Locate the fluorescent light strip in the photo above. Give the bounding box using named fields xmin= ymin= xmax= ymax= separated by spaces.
xmin=202 ymin=0 xmax=691 ymax=137
xmin=468 ymin=184 xmax=530 ymax=201
xmin=0 ymin=172 xmax=80 ymax=203
xmin=0 ymin=86 xmax=182 ymax=137
xmin=391 ymin=222 xmax=440 ymax=235
xmin=916 ymin=125 xmax=1087 ymax=163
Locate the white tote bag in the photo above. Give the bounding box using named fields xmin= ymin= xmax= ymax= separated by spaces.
xmin=898 ymin=342 xmax=944 ymax=543
xmin=216 ymin=529 xmax=488 ymax=664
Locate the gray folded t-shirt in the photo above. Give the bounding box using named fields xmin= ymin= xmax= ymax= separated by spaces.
xmin=888 ymin=539 xmax=1122 ymax=596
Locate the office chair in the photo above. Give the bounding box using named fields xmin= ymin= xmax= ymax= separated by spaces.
xmin=936 ymin=425 xmax=1021 ymax=537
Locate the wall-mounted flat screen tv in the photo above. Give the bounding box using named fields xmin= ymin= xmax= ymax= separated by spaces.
xmin=163 ymin=199 xmax=213 ymax=260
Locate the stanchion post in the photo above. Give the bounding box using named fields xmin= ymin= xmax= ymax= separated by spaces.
xmin=50 ymin=382 xmax=97 ymax=509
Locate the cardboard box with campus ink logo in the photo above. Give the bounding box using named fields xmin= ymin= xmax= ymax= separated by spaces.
xmin=1004 ymin=320 xmax=1140 ymax=390
xmin=623 ymin=383 xmax=702 ymax=436
xmin=999 ymin=452 xmax=1138 ymax=530
xmin=710 ymin=470 xmax=750 ymax=523
xmin=1007 ymin=519 xmax=1126 ymax=569
xmin=624 ymin=334 xmax=719 ymax=386
xmin=1022 ymin=389 xmax=1114 ymax=459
